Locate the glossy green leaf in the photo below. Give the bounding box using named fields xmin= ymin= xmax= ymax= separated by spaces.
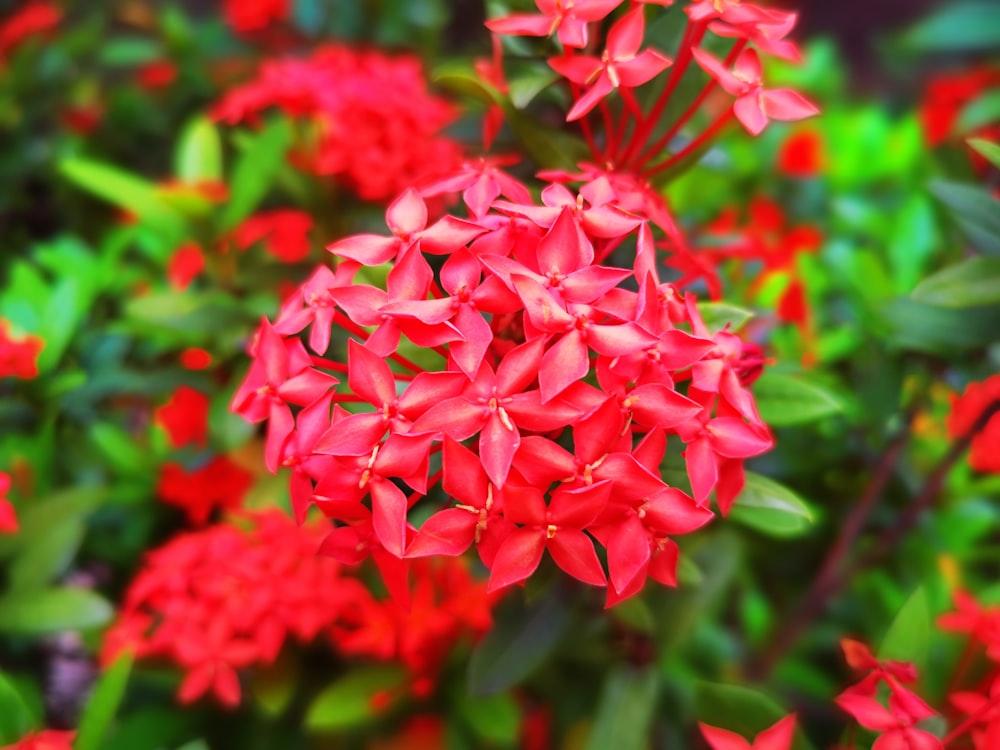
xmin=911 ymin=257 xmax=1000 ymax=308
xmin=0 ymin=588 xmax=113 ymax=635
xmin=585 ymin=666 xmax=658 ymax=750
xmin=74 ymin=652 xmax=134 ymax=750
xmin=0 ymin=672 xmax=35 ymax=743
xmin=59 ymin=159 xmax=186 ymax=242
xmin=305 ymin=666 xmax=407 ymax=731
xmin=879 ymin=587 xmax=930 ymax=674
xmin=219 ymin=119 xmax=293 ymax=231
xmin=968 ymin=137 xmax=1000 ymax=169
xmin=468 ymin=587 xmax=571 ymax=696
xmin=433 ymin=63 xmax=501 ymax=105
xmin=929 ymin=179 xmax=1000 ymax=256
xmin=509 ymin=70 xmax=560 ymax=109
xmin=175 ymin=117 xmax=222 ymax=184
xmin=696 ymin=302 xmax=754 ymax=333
xmin=901 ymin=2 xmax=1000 ymax=52
xmin=752 ymin=372 xmax=843 ymax=426
xmin=882 ymin=298 xmax=1000 ymax=353
xmin=729 ymin=472 xmax=815 ymax=538
xmin=454 ymin=689 xmax=522 ymax=744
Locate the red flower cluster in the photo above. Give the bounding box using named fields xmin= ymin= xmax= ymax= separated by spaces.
xmin=938 ymin=592 xmax=1000 ymax=747
xmin=836 ymin=640 xmax=941 ymax=749
xmin=157 ymin=456 xmax=254 ymax=524
xmin=102 ymin=511 xmax=491 ymax=707
xmin=0 ymin=731 xmax=74 ymax=750
xmin=212 ymin=46 xmax=462 ymax=201
xmin=947 ymin=376 xmax=1000 ymax=474
xmin=0 ymin=2 xmax=61 ymax=62
xmin=154 ymin=386 xmax=210 ymax=449
xmin=703 ymin=197 xmax=823 ymax=350
xmin=233 ymin=159 xmax=773 ymax=606
xmin=0 ymin=319 xmax=44 ymax=379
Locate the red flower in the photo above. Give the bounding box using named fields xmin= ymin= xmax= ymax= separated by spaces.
xmin=0 ymin=2 xmax=61 ymax=60
xmin=778 ymin=130 xmax=825 ymax=178
xmin=947 ymin=376 xmax=1000 ymax=474
xmin=692 ymin=47 xmax=818 ymax=136
xmin=486 ymin=0 xmax=622 ymax=49
xmin=154 ymin=386 xmax=210 ymax=449
xmin=0 ymin=319 xmax=44 ymax=379
xmin=0 ymin=471 xmax=17 ymax=534
xmin=0 ymin=730 xmax=75 ymax=750
xmin=179 ymin=347 xmax=213 ymax=370
xmin=230 ymin=210 xmax=313 ymax=263
xmin=223 ymin=0 xmax=289 ymax=33
xmin=700 ymin=714 xmax=797 ymax=750
xmin=166 ymin=243 xmax=205 ymax=291
xmin=157 ymin=456 xmax=254 ymax=524
xmin=136 ymin=60 xmax=177 ymax=91
xmin=919 ymin=67 xmax=1000 ymax=147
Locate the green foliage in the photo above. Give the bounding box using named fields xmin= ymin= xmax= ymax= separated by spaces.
xmin=75 ymin=652 xmax=134 ymax=750
xmin=729 ymin=473 xmax=815 ymax=538
xmin=305 ymin=667 xmax=408 ymax=731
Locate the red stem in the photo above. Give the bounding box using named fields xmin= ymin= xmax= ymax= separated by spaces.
xmin=634 ymin=39 xmax=746 ymax=171
xmin=620 ymin=19 xmax=706 ymax=167
xmin=642 ymin=108 xmax=734 ymax=178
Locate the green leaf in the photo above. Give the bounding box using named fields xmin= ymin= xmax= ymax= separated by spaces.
xmin=503 ymin=107 xmax=590 ymax=171
xmin=752 ymin=372 xmax=843 ymax=426
xmin=454 ymin=689 xmax=522 ymax=745
xmin=729 ymin=473 xmax=815 ymax=538
xmin=882 ymin=297 xmax=1000 ymax=353
xmin=251 ymin=652 xmax=299 ymax=717
xmin=0 ymin=671 xmax=36 ymax=743
xmin=912 ymin=257 xmax=1000 ymax=308
xmin=696 ymin=683 xmax=814 ymax=750
xmin=468 ymin=587 xmax=571 ymax=696
xmin=59 ymin=159 xmax=186 ymax=242
xmin=433 ymin=62 xmax=501 ymax=105
xmin=0 ymin=588 xmax=113 ymax=635
xmin=696 ymin=302 xmax=754 ymax=333
xmin=6 ymin=520 xmax=85 ymax=592
xmin=929 ymin=179 xmax=1000 ymax=256
xmin=901 ymin=2 xmax=1000 ymax=52
xmin=219 ymin=119 xmax=293 ymax=231
xmin=968 ymin=137 xmax=1000 ymax=169
xmin=305 ymin=666 xmax=407 ymax=731
xmin=175 ymin=117 xmax=223 ymax=184
xmin=508 ymin=70 xmax=560 ymax=109
xmin=74 ymin=652 xmax=134 ymax=750
xmin=585 ymin=666 xmax=658 ymax=750
xmin=0 ymin=486 xmax=105 ymax=561
xmin=956 ymin=92 xmax=1000 ymax=136
xmin=879 ymin=587 xmax=930 ymax=674
xmin=888 ymin=195 xmax=938 ymax=293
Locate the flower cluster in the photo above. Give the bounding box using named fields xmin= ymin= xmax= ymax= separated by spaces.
xmin=835 ymin=640 xmax=942 ymax=749
xmin=234 ymin=163 xmax=773 ymax=606
xmin=102 ymin=510 xmax=492 ymax=707
xmin=0 ymin=319 xmax=44 ymax=379
xmin=222 ymin=0 xmax=289 ymax=34
xmin=947 ymin=375 xmax=1000 ymax=474
xmin=212 ymin=45 xmax=462 ymax=201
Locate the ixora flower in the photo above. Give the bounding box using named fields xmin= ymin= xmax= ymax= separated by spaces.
xmin=212 ymin=46 xmax=462 ymax=201
xmin=226 ymin=0 xmax=824 ymax=607
xmin=0 ymin=471 xmax=17 ymax=534
xmin=947 ymin=375 xmax=1000 ymax=474
xmin=700 ymin=715 xmax=797 ymax=750
xmin=103 ymin=511 xmax=491 ymax=707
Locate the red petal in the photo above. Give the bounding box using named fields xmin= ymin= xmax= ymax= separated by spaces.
xmin=488 ymin=528 xmax=545 ymax=592
xmin=606 ymin=516 xmax=651 ymax=593
xmin=699 ymin=723 xmax=752 ymax=750
xmin=548 ymin=530 xmax=607 ymax=586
